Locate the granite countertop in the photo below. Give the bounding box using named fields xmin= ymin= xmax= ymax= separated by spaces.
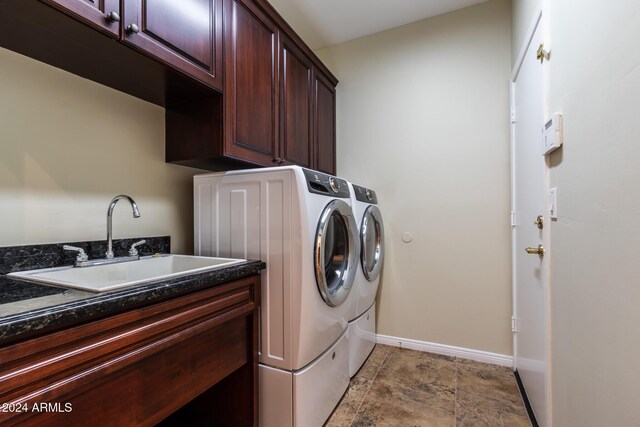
xmin=0 ymin=260 xmax=265 ymax=346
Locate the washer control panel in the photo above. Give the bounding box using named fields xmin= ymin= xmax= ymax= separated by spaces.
xmin=303 ymin=169 xmax=351 ymax=198
xmin=352 ymin=184 xmax=378 ymax=204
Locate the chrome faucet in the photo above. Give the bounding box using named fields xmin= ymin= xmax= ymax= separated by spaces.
xmin=106 ymin=194 xmax=141 ymax=259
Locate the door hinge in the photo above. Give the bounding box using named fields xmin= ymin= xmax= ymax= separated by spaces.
xmin=511 ymin=211 xmax=518 ymax=227
xmin=512 ymin=315 xmax=518 ymax=333
xmin=511 ymin=108 xmax=516 ymax=124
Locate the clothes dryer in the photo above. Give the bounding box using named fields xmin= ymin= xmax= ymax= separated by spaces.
xmin=347 ymin=183 xmax=385 ymax=378
xmin=194 ymin=166 xmax=359 ymax=426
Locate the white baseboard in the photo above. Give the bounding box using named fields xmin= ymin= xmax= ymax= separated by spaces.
xmin=376 ymin=334 xmax=513 ymax=368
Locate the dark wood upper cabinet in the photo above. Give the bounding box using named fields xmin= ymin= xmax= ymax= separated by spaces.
xmin=313 ymin=69 xmax=337 ymax=175
xmin=42 ymin=0 xmax=121 ymax=37
xmin=165 ymin=0 xmax=339 ymax=172
xmin=279 ymin=35 xmax=313 ymax=168
xmin=223 ymin=0 xmax=279 ymax=166
xmin=123 ymin=0 xmax=223 ymax=91
xmin=18 ymin=0 xmax=338 ymax=172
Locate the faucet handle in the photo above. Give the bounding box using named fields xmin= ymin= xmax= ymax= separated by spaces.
xmin=129 ymin=240 xmax=146 ymax=257
xmin=63 ymin=245 xmax=89 ymax=263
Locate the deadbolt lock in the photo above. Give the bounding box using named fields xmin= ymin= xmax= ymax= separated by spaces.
xmin=536 ymin=43 xmax=550 ymax=63
xmin=525 ymin=245 xmax=545 ymax=259
xmin=534 ymin=215 xmax=544 ymax=229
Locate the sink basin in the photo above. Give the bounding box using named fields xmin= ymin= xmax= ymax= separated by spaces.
xmin=8 ymin=255 xmax=246 ymax=293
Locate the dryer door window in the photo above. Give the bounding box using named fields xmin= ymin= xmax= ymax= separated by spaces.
xmin=361 ymin=205 xmax=385 ymax=282
xmin=315 ymin=200 xmax=359 ymax=307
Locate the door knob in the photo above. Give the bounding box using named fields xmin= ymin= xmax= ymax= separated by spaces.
xmin=525 ymin=245 xmax=545 ymax=259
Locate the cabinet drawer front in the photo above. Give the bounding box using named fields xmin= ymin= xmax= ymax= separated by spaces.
xmin=0 ymin=277 xmax=258 ymax=425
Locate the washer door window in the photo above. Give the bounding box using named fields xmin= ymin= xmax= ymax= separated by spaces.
xmin=315 ymin=200 xmax=359 ymax=307
xmin=360 ymin=205 xmax=384 ymax=281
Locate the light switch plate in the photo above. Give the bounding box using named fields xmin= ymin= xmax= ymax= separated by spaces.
xmin=549 ymin=187 xmax=558 ymax=219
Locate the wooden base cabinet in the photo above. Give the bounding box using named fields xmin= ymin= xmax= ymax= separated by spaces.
xmin=0 ymin=276 xmax=260 ymax=427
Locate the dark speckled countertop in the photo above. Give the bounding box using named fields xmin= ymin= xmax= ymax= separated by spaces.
xmin=0 ymin=237 xmax=265 ymax=345
xmin=0 ymin=260 xmax=265 ymax=345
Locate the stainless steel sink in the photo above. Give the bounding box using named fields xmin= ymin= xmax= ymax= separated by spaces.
xmin=8 ymin=255 xmax=245 ymax=293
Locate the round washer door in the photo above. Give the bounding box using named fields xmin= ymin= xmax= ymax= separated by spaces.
xmin=360 ymin=205 xmax=385 ymax=281
xmin=314 ymin=199 xmax=359 ymax=307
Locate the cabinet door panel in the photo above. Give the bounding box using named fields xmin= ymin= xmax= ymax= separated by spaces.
xmin=225 ymin=0 xmax=278 ymax=166
xmin=280 ymin=37 xmax=312 ymax=167
xmin=0 ymin=277 xmax=259 ymax=426
xmin=313 ymin=70 xmax=336 ymax=175
xmin=42 ymin=0 xmax=120 ymax=37
xmin=145 ymin=0 xmax=212 ymax=67
xmin=124 ymin=0 xmax=222 ymax=90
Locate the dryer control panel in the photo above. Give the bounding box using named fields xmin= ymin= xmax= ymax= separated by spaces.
xmin=352 ymin=184 xmax=378 ymax=204
xmin=303 ymin=169 xmax=351 ymax=198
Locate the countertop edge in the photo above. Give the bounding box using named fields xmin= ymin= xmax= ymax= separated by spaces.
xmin=0 ymin=260 xmax=265 ymax=345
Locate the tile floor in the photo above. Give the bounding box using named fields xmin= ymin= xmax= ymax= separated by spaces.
xmin=325 ymin=345 xmax=531 ymax=427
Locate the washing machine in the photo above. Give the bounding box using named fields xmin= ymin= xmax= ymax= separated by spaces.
xmin=194 ymin=166 xmax=360 ymax=426
xmin=347 ymin=183 xmax=385 ymax=378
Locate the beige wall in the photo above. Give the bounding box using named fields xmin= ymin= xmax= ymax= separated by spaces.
xmin=547 ymin=1 xmax=640 ymax=426
xmin=513 ymin=0 xmax=640 ymax=425
xmin=0 ymin=47 xmax=200 ymax=253
xmin=317 ymin=0 xmax=513 ymax=355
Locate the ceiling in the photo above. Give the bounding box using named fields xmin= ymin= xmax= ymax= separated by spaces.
xmin=268 ymin=0 xmax=491 ymax=50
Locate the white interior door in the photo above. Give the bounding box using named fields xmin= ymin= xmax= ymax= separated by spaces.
xmin=512 ymin=16 xmax=548 ymax=427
